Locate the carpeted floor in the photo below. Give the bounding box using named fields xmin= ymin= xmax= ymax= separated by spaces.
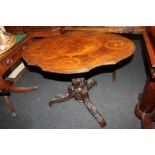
xmin=0 ymin=36 xmax=154 ymax=129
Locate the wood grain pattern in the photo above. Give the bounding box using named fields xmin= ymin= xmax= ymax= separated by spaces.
xmin=22 ymin=31 xmax=135 ymax=74
xmin=61 ymin=26 xmax=146 ymax=34
xmin=5 ymin=26 xmax=146 ymax=35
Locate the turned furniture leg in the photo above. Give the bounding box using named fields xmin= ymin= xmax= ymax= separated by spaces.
xmin=6 ymin=83 xmax=38 ymax=93
xmin=49 ymin=78 xmax=106 ymax=128
xmin=5 ymin=79 xmax=38 ymax=93
xmin=135 ymin=81 xmax=155 ymax=129
xmin=112 ymin=71 xmax=116 ymax=82
xmin=3 ymin=95 xmax=17 ymax=117
xmin=141 ymin=115 xmax=153 ymax=129
xmin=5 ymin=78 xmax=14 ymax=85
xmin=0 ymin=78 xmax=38 ymax=117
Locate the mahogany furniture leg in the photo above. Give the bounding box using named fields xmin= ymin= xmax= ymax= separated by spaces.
xmin=3 ymin=95 xmax=17 ymax=117
xmin=6 ymin=82 xmax=38 ymax=93
xmin=5 ymin=78 xmax=14 ymax=85
xmin=0 ymin=78 xmax=38 ymax=117
xmin=49 ymin=78 xmax=106 ymax=128
xmin=4 ymin=79 xmax=38 ymax=93
xmin=135 ymin=81 xmax=155 ymax=129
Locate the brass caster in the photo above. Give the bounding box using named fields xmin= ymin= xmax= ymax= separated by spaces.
xmin=33 ymin=86 xmax=39 ymax=90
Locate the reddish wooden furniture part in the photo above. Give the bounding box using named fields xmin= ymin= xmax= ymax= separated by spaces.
xmin=0 ymin=36 xmax=38 ymax=117
xmin=135 ymin=27 xmax=155 ymax=129
xmin=61 ymin=26 xmax=146 ymax=34
xmin=5 ymin=26 xmax=62 ymax=37
xmin=5 ymin=26 xmax=146 ymax=35
xmin=22 ymin=31 xmax=135 ymax=128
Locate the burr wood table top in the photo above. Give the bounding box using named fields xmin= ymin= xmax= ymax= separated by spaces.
xmin=22 ymin=31 xmax=135 ymax=74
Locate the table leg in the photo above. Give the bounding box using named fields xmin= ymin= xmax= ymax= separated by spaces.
xmin=0 ymin=79 xmax=38 ymax=117
xmin=49 ymin=92 xmax=72 ymax=105
xmin=5 ymin=79 xmax=38 ymax=93
xmin=49 ymin=78 xmax=106 ymax=128
xmin=135 ymin=81 xmax=155 ymax=129
xmin=3 ymin=95 xmax=17 ymax=117
xmin=112 ymin=71 xmax=116 ymax=82
xmin=6 ymin=83 xmax=38 ymax=93
xmin=82 ymin=90 xmax=106 ymax=127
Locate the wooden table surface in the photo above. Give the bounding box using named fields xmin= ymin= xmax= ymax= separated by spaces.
xmin=22 ymin=31 xmax=135 ymax=74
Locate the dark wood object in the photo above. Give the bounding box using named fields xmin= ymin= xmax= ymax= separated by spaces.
xmin=135 ymin=28 xmax=155 ymax=129
xmin=22 ymin=31 xmax=135 ymax=127
xmin=0 ymin=36 xmax=38 ymax=117
xmin=5 ymin=26 xmax=62 ymax=37
xmin=49 ymin=78 xmax=106 ymax=127
xmin=5 ymin=26 xmax=146 ymax=35
xmin=61 ymin=26 xmax=146 ymax=34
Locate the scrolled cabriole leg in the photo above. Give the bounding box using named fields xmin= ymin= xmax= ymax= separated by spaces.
xmin=49 ymin=92 xmax=72 ymax=106
xmin=70 ymin=78 xmax=106 ymax=128
xmin=82 ymin=91 xmax=106 ymax=128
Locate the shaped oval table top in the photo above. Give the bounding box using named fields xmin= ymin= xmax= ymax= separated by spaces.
xmin=22 ymin=31 xmax=135 ymax=74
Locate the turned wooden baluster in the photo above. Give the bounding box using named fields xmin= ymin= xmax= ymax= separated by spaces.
xmin=0 ymin=76 xmax=38 ymax=117
xmin=135 ymin=80 xmax=155 ymax=129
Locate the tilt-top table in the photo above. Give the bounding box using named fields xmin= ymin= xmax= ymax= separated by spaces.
xmin=22 ymin=31 xmax=135 ymax=127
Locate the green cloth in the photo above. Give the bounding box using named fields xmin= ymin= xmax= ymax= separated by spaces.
xmin=16 ymin=34 xmax=27 ymax=43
